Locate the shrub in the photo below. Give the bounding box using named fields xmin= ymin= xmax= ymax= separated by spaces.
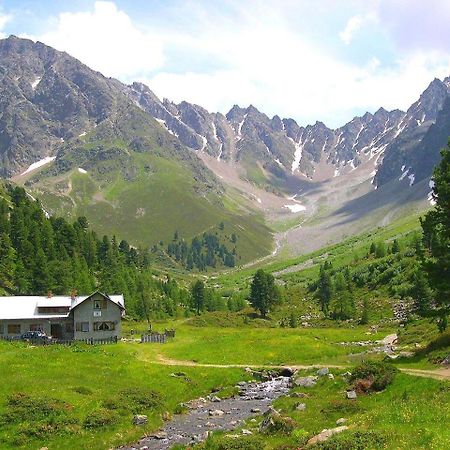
xmin=102 ymin=398 xmax=121 ymax=410
xmin=72 ymin=386 xmax=93 ymax=395
xmin=119 ymin=387 xmax=163 ymax=412
xmin=203 ymin=435 xmax=266 ymax=450
xmin=350 ymin=361 xmax=398 ymax=392
xmin=310 ymin=430 xmax=387 ymax=449
xmin=83 ymin=408 xmax=119 ymax=428
xmin=260 ymin=414 xmax=296 ymax=435
xmin=321 ymin=400 xmax=363 ymax=416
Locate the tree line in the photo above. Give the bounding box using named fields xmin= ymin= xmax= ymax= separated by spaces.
xmin=163 ymin=227 xmax=237 ymax=270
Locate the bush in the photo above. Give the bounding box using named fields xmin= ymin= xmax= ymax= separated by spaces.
xmin=119 ymin=387 xmax=163 ymax=412
xmin=72 ymin=386 xmax=93 ymax=395
xmin=260 ymin=414 xmax=296 ymax=435
xmin=203 ymin=435 xmax=266 ymax=450
xmin=321 ymin=400 xmax=363 ymax=416
xmin=350 ymin=361 xmax=398 ymax=392
xmin=311 ymin=430 xmax=387 ymax=449
xmin=83 ymin=408 xmax=119 ymax=428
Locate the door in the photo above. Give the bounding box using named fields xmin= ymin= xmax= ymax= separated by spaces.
xmin=50 ymin=323 xmax=63 ymax=339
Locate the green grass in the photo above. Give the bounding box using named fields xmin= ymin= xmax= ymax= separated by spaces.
xmin=29 ymin=151 xmax=273 ymax=264
xmin=198 ymin=369 xmax=450 ymax=450
xmin=123 ymin=320 xmax=395 ymax=367
xmin=0 ymin=341 xmax=249 ymax=450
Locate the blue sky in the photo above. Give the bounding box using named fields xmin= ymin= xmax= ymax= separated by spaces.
xmin=1 ymin=0 xmax=450 ymax=128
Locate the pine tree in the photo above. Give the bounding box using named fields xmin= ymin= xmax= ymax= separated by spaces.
xmin=191 ymin=280 xmax=205 ymax=314
xmin=249 ymin=269 xmax=279 ymax=317
xmin=0 ymin=233 xmax=16 ymax=292
xmin=317 ymin=265 xmax=333 ymax=316
xmin=420 ymin=145 xmax=450 ymax=331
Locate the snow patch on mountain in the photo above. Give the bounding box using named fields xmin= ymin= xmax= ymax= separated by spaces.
xmin=290 ymin=138 xmax=304 ymax=173
xmin=21 ymin=156 xmax=56 ymax=175
xmin=31 ymin=76 xmax=41 ymax=90
xmin=284 ymin=204 xmax=306 ymax=213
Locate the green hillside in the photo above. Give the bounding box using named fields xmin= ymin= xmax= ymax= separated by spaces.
xmin=21 ymin=107 xmax=273 ymax=264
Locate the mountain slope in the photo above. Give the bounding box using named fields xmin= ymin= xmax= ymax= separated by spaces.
xmin=0 ymin=36 xmax=272 ymax=262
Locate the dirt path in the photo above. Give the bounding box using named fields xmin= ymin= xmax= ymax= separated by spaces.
xmin=153 ymin=354 xmax=450 ymax=380
xmin=153 ymin=355 xmax=450 ymax=380
xmin=400 ymin=367 xmax=450 ymax=381
xmin=154 ymin=353 xmax=346 ymax=370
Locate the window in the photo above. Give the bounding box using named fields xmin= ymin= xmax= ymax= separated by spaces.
xmin=93 ymin=299 xmax=107 ymax=310
xmin=38 ymin=306 xmax=70 ymax=314
xmin=93 ymin=322 xmax=115 ymax=331
xmin=29 ymin=324 xmax=43 ymax=331
xmin=76 ymin=322 xmax=89 ymax=332
xmin=7 ymin=324 xmax=21 ymax=334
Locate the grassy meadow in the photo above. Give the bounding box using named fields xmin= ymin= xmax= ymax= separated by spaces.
xmin=0 ymin=340 xmax=249 ymax=450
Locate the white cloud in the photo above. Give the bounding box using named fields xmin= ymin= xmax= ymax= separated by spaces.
xmin=37 ymin=1 xmax=164 ymax=80
xmin=0 ymin=13 xmax=11 ymax=39
xmin=339 ymin=12 xmax=377 ymax=45
xmin=144 ymin=11 xmax=450 ymax=127
xmin=339 ymin=15 xmax=364 ymax=45
xmin=24 ymin=1 xmax=450 ymax=128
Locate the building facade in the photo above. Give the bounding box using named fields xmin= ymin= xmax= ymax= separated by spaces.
xmin=0 ymin=292 xmax=125 ymax=340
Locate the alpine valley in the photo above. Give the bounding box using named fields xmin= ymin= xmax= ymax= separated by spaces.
xmin=0 ymin=35 xmax=446 ymax=262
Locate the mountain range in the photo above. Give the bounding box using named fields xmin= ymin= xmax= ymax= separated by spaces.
xmin=0 ymin=35 xmax=446 ymax=261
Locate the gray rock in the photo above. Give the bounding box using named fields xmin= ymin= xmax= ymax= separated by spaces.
xmin=346 ymin=390 xmax=357 ymax=399
xmin=150 ymin=431 xmax=167 ymax=439
xmin=294 ymin=376 xmax=317 ymax=387
xmin=211 ymin=396 xmax=221 ymax=402
xmin=132 ymin=415 xmax=148 ymax=425
xmin=251 ymin=407 xmax=261 ymax=413
xmin=295 ymin=402 xmax=306 ymax=411
xmin=307 ymin=426 xmax=349 ymax=445
xmin=242 ymin=429 xmax=253 ymax=435
xmin=317 ymin=367 xmax=329 ymax=376
xmin=336 ymin=418 xmax=347 ymax=425
xmin=328 ymin=373 xmax=335 ymax=380
xmin=209 ymin=409 xmax=224 ymax=417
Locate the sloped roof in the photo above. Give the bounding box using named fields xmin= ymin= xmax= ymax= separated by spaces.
xmin=0 ymin=292 xmax=125 ymax=320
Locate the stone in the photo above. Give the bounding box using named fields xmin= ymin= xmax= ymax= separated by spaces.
xmin=251 ymin=407 xmax=261 ymax=413
xmin=317 ymin=367 xmax=329 ymax=376
xmin=211 ymin=396 xmax=221 ymax=402
xmin=242 ymin=429 xmax=253 ymax=435
xmin=295 ymin=402 xmax=306 ymax=411
xmin=307 ymin=426 xmax=349 ymax=445
xmin=346 ymin=390 xmax=357 ymax=399
xmin=250 ymin=418 xmax=257 ymax=423
xmin=328 ymin=373 xmax=335 ymax=380
xmin=209 ymin=409 xmax=224 ymax=417
xmin=291 ymin=392 xmax=308 ymax=398
xmin=140 ymin=446 xmax=149 ymax=450
xmin=294 ymin=376 xmax=317 ymax=387
xmin=132 ymin=415 xmax=148 ymax=425
xmin=264 ymin=406 xmax=278 ymax=416
xmin=336 ymin=418 xmax=347 ymax=425
xmin=245 ymin=367 xmax=253 ymax=373
xmin=150 ymin=431 xmax=167 ymax=440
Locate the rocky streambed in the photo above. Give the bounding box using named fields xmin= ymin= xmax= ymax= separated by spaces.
xmin=120 ymin=375 xmax=292 ymax=450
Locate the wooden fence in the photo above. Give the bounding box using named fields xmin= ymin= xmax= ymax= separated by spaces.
xmin=141 ymin=333 xmax=167 ymax=344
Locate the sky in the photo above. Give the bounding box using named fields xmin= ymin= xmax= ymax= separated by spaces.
xmin=1 ymin=0 xmax=450 ymax=128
